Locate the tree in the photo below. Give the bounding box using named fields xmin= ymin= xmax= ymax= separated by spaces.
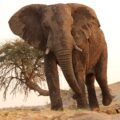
xmin=0 ymin=40 xmax=49 ymax=99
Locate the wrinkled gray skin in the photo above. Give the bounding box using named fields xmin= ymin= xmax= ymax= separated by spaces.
xmin=9 ymin=3 xmax=112 ymax=110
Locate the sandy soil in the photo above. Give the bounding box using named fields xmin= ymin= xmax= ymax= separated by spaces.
xmin=0 ymin=82 xmax=120 ymax=120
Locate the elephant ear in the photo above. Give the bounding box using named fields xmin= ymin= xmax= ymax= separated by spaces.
xmin=71 ymin=5 xmax=100 ymax=40
xmin=9 ymin=4 xmax=46 ymax=50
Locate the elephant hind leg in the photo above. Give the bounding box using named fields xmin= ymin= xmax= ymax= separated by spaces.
xmin=95 ymin=49 xmax=112 ymax=106
xmin=85 ymin=73 xmax=99 ymax=111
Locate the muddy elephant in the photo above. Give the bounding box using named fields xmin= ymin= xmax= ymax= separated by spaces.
xmin=9 ymin=3 xmax=112 ymax=110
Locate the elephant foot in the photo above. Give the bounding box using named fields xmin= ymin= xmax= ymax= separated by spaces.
xmin=73 ymin=94 xmax=88 ymax=109
xmin=89 ymin=101 xmax=99 ymax=111
xmin=51 ymin=98 xmax=63 ymax=111
xmin=90 ymin=103 xmax=100 ymax=111
xmin=77 ymin=103 xmax=88 ymax=109
xmin=51 ymin=106 xmax=63 ymax=111
xmin=103 ymin=94 xmax=112 ymax=106
xmin=91 ymin=106 xmax=100 ymax=111
xmin=90 ymin=105 xmax=99 ymax=111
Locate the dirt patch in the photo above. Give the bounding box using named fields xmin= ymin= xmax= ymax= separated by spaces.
xmin=0 ymin=108 xmax=120 ymax=120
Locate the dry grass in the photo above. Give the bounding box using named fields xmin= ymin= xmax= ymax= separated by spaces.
xmin=0 ymin=108 xmax=90 ymax=120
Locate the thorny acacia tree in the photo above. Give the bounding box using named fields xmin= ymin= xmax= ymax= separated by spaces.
xmin=0 ymin=40 xmax=49 ymax=99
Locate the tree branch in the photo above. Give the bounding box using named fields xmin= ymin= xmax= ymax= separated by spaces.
xmin=25 ymin=80 xmax=49 ymax=96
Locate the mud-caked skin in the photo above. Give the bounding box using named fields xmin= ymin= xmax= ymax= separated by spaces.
xmin=9 ymin=3 xmax=112 ymax=110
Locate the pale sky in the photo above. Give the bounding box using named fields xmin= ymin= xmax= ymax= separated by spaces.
xmin=0 ymin=0 xmax=120 ymax=107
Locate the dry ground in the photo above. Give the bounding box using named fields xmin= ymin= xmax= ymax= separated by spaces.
xmin=0 ymin=82 xmax=120 ymax=120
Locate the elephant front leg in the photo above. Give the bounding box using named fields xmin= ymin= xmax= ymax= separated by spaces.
xmin=72 ymin=52 xmax=88 ymax=109
xmin=73 ymin=70 xmax=88 ymax=109
xmin=44 ymin=53 xmax=63 ymax=110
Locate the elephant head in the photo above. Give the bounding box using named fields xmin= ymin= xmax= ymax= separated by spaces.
xmin=9 ymin=4 xmax=100 ymax=95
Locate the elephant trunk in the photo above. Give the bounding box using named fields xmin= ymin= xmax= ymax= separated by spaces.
xmin=55 ymin=49 xmax=82 ymax=96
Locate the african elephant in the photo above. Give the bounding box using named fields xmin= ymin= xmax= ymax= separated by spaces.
xmin=8 ymin=3 xmax=112 ymax=110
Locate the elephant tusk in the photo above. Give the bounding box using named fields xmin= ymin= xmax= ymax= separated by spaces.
xmin=45 ymin=48 xmax=50 ymax=55
xmin=74 ymin=45 xmax=82 ymax=52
